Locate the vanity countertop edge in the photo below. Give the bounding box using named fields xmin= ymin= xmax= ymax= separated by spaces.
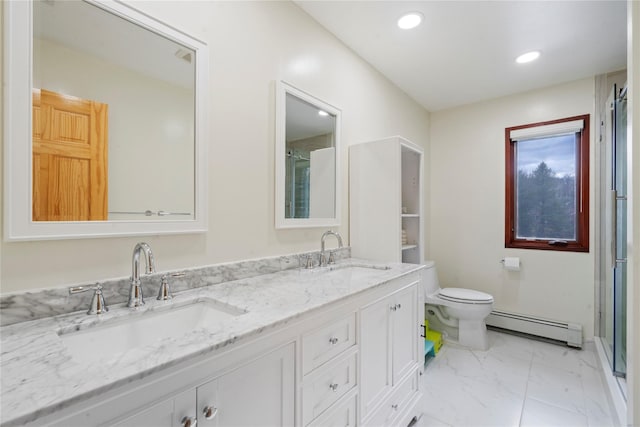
xmin=0 ymin=258 xmax=424 ymax=426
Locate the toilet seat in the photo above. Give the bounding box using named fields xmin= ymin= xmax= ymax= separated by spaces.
xmin=438 ymin=287 xmax=493 ymax=304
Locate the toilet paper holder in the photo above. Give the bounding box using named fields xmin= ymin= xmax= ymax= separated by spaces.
xmin=500 ymin=257 xmax=521 ymax=271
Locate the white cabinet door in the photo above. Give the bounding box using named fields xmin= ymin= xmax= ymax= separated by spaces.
xmin=360 ymin=282 xmax=420 ymax=422
xmin=196 ymin=342 xmax=295 ymax=427
xmin=350 ymin=139 xmax=402 ymax=263
xmin=111 ymin=389 xmax=196 ymax=427
xmin=360 ymin=294 xmax=392 ymax=419
xmin=391 ymin=284 xmax=418 ymax=384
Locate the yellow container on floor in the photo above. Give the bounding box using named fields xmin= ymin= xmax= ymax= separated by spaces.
xmin=426 ymin=329 xmax=443 ymax=354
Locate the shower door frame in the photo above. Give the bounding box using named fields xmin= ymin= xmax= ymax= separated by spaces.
xmin=599 ymin=83 xmax=628 ymax=378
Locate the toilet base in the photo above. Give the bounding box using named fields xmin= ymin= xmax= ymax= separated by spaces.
xmin=458 ymin=319 xmax=489 ymax=351
xmin=425 ymin=306 xmax=490 ymax=351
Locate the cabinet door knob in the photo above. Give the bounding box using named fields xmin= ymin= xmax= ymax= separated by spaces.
xmin=202 ymin=405 xmax=218 ymax=420
xmin=391 ymin=404 xmax=398 ymax=411
xmin=181 ymin=416 xmax=197 ymax=427
xmin=396 ymin=303 xmax=402 ymax=310
xmin=329 ymin=337 xmax=339 ymax=345
xmin=389 ymin=305 xmax=397 ymax=311
xmin=329 ymin=383 xmax=339 ymax=391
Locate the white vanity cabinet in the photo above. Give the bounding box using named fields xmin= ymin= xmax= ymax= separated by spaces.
xmin=300 ymin=313 xmax=358 ymax=426
xmin=111 ymin=389 xmax=195 ymax=427
xmin=113 ymin=343 xmax=294 ymax=427
xmin=47 ymin=343 xmax=295 ymax=427
xmin=26 ymin=269 xmax=424 ymax=427
xmin=360 ymin=280 xmax=422 ymax=426
xmin=350 ymin=136 xmax=424 ymax=265
xmin=195 ymin=343 xmax=295 ymax=427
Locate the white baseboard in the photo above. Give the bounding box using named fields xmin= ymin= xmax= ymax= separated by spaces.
xmin=486 ymin=310 xmax=583 ymax=348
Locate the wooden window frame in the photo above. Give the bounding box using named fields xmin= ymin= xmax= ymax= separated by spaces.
xmin=505 ymin=114 xmax=590 ymax=252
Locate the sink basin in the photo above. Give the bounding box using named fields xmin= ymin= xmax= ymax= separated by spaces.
xmin=324 ymin=263 xmax=391 ymax=272
xmin=301 ymin=263 xmax=392 ymax=277
xmin=58 ymin=299 xmax=245 ymax=364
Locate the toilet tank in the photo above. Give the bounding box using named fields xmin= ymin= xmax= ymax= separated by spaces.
xmin=422 ymin=260 xmax=440 ymax=296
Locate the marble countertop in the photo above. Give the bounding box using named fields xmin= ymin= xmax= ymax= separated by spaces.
xmin=0 ymin=258 xmax=423 ymax=426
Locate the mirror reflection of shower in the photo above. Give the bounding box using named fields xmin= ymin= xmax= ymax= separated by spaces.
xmin=284 ymin=93 xmax=336 ymax=219
xmin=286 ymin=150 xmax=310 ymax=218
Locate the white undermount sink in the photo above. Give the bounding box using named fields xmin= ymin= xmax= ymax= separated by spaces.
xmin=58 ymin=299 xmax=246 ymax=364
xmin=326 ymin=263 xmax=391 ymax=271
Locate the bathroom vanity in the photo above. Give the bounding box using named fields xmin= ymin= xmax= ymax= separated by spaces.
xmin=0 ymin=258 xmax=425 ymax=427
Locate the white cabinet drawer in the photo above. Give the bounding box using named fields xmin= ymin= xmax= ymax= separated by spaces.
xmin=302 ymin=312 xmax=356 ymax=374
xmin=363 ymin=370 xmax=419 ymax=427
xmin=302 ymin=350 xmax=358 ymax=426
xmin=308 ymin=390 xmax=357 ymax=427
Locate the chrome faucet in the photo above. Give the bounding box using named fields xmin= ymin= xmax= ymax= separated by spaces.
xmin=128 ymin=242 xmax=156 ymax=308
xmin=320 ymin=230 xmax=343 ymax=267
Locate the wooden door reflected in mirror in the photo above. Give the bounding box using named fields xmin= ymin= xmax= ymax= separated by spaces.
xmin=32 ymin=89 xmax=108 ymax=221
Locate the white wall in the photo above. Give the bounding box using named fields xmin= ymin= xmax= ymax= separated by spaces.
xmin=0 ymin=1 xmax=430 ymax=293
xmin=429 ymin=78 xmax=596 ymax=339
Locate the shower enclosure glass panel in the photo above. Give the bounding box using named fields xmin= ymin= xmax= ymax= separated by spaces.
xmin=612 ymin=88 xmax=627 ymax=376
xmin=602 ymin=84 xmax=627 ymax=377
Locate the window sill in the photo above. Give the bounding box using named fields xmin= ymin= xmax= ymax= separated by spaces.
xmin=506 ymin=240 xmax=589 ymax=253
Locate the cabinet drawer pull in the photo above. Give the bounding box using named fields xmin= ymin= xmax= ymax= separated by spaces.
xmin=329 ymin=337 xmax=339 ymax=345
xmin=329 ymin=383 xmax=339 ymax=391
xmin=202 ymin=405 xmax=218 ymax=420
xmin=181 ymin=416 xmax=197 ymax=427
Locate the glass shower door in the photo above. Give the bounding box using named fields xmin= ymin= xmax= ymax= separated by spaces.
xmin=602 ymin=84 xmax=627 ymax=377
xmin=612 ymin=87 xmax=627 ymax=376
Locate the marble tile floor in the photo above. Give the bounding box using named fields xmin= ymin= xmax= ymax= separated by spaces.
xmin=418 ymin=329 xmax=619 ymax=427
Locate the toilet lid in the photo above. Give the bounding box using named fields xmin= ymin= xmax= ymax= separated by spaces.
xmin=438 ymin=287 xmax=494 ymax=303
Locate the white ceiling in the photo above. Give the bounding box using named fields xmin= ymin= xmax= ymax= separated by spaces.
xmin=286 ymin=94 xmax=336 ymax=141
xmin=295 ymin=1 xmax=627 ymax=112
xmin=34 ymin=0 xmax=194 ymax=89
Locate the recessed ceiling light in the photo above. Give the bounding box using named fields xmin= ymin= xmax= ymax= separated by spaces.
xmin=515 ymin=51 xmax=541 ymax=64
xmin=398 ymin=12 xmax=423 ymax=30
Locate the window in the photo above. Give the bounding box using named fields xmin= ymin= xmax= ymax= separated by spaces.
xmin=505 ymin=115 xmax=589 ymax=252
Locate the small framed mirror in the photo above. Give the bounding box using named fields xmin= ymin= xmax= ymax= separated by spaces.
xmin=4 ymin=0 xmax=208 ymax=240
xmin=275 ymin=82 xmax=341 ymax=229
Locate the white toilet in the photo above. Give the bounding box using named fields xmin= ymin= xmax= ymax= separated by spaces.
xmin=423 ymin=261 xmax=494 ymax=350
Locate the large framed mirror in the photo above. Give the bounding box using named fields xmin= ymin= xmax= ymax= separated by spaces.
xmin=4 ymin=0 xmax=208 ymax=240
xmin=275 ymin=82 xmax=341 ymax=229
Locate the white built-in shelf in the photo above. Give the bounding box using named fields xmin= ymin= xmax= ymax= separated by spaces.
xmin=350 ymin=136 xmax=423 ymax=264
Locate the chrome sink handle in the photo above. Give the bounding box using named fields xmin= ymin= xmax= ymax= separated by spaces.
xmin=157 ymin=272 xmax=186 ymax=301
xmin=320 ymin=230 xmax=343 ymax=267
xmin=328 ymin=251 xmax=336 ymax=265
xmin=305 ymin=255 xmax=315 ymax=269
xmin=69 ymin=283 xmax=108 ymax=315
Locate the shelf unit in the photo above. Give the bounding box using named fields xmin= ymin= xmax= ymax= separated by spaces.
xmin=350 ymin=136 xmax=424 ymax=264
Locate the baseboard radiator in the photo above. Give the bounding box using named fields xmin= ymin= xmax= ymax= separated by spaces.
xmin=486 ymin=310 xmax=583 ymax=348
